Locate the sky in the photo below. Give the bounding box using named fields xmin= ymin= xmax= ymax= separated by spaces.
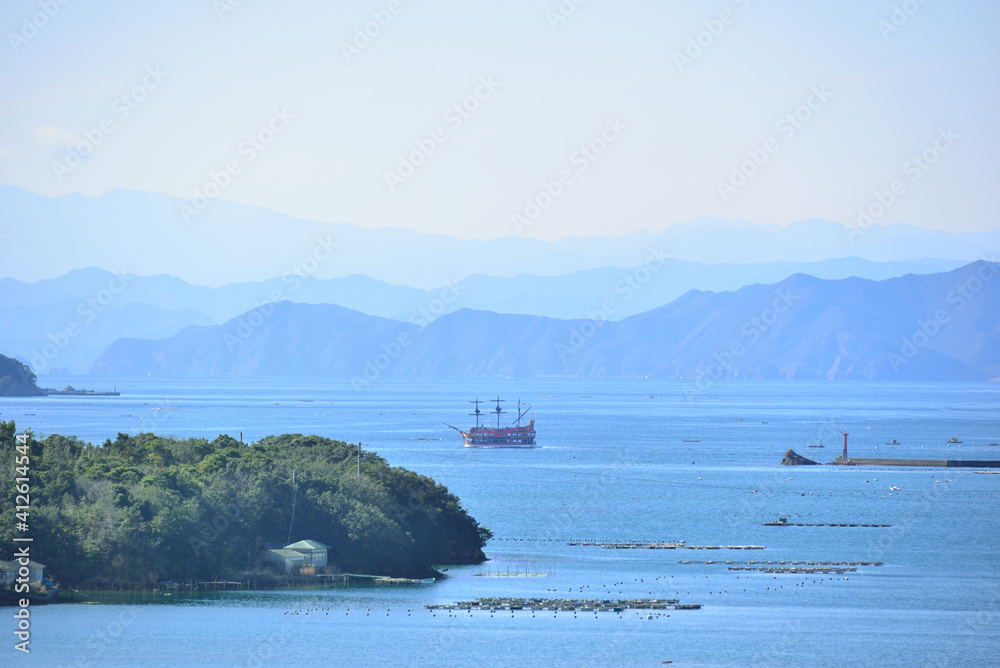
xmin=1 ymin=0 xmax=998 ymax=241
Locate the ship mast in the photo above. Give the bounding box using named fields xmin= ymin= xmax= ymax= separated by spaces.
xmin=514 ymin=399 xmax=531 ymax=428
xmin=493 ymin=396 xmax=505 ymax=429
xmin=469 ymin=398 xmax=483 ymax=428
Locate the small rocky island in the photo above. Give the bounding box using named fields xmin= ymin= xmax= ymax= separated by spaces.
xmin=780 ymin=449 xmax=820 ymax=466
xmin=44 ymin=385 xmax=120 ymax=396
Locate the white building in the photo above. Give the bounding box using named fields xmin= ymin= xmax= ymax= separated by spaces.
xmin=0 ymin=559 xmax=45 ymax=583
xmin=266 ymin=549 xmax=308 ymax=575
xmin=283 ymin=540 xmax=330 ymax=568
xmin=266 ymin=540 xmax=330 ymax=574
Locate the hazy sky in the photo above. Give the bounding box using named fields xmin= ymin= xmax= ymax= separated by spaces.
xmin=1 ymin=0 xmax=998 ymax=240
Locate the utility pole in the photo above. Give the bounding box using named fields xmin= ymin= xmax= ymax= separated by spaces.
xmin=286 ymin=469 xmax=296 ymax=546
xmin=357 ymin=442 xmax=361 ymax=477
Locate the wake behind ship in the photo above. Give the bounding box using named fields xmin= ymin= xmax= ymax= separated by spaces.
xmin=447 ymin=397 xmax=536 ymax=448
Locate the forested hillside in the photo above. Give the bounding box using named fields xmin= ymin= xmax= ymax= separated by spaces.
xmin=0 ymin=354 xmax=43 ymax=396
xmin=0 ymin=421 xmax=489 ymax=584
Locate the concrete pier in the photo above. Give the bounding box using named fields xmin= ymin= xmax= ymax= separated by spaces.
xmin=834 ymin=456 xmax=1000 ymax=468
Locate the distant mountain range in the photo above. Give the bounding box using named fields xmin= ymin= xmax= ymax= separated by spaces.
xmin=4 ymin=184 xmax=997 ymax=376
xmin=1 ymin=184 xmax=997 ymax=289
xmin=90 ymin=261 xmax=1000 ymax=382
xmin=0 ymin=258 xmax=969 ymax=372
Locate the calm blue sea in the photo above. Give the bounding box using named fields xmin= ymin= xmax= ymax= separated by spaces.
xmin=3 ymin=377 xmax=999 ymax=667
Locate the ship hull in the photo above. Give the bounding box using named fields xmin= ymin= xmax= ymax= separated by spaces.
xmin=461 ymin=420 xmax=536 ymax=448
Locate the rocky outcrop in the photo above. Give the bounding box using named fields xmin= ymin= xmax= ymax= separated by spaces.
xmin=781 ymin=449 xmax=820 ymax=465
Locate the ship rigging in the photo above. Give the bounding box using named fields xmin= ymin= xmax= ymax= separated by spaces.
xmin=445 ymin=397 xmax=536 ymax=448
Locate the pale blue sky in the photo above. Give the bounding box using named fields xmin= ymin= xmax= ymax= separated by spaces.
xmin=1 ymin=0 xmax=997 ymax=240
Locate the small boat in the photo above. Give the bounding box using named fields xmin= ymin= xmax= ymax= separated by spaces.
xmin=761 ymin=516 xmax=789 ymax=526
xmin=947 ymin=437 xmax=961 ymax=443
xmin=886 ymin=439 xmax=900 ymax=445
xmin=681 ymin=438 xmax=700 ymax=443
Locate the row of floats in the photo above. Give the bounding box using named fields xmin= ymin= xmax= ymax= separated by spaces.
xmin=569 ymin=542 xmax=765 ymax=550
xmin=425 ymin=597 xmax=702 ymax=614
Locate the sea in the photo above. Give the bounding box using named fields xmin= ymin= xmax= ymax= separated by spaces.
xmin=3 ymin=376 xmax=999 ymax=667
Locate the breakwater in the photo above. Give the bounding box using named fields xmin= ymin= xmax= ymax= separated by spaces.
xmin=780 ymin=449 xmax=1000 ymax=468
xmin=834 ymin=456 xmax=1000 ymax=468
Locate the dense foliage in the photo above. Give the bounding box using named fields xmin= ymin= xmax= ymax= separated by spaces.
xmin=0 ymin=421 xmax=489 ymax=584
xmin=0 ymin=354 xmax=43 ymax=396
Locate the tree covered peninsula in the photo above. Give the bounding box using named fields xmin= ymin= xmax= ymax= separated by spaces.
xmin=0 ymin=354 xmax=44 ymax=396
xmin=0 ymin=421 xmax=489 ymax=585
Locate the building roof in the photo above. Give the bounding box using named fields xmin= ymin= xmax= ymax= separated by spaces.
xmin=268 ymin=549 xmax=307 ymax=559
xmin=1 ymin=559 xmax=45 ymax=569
xmin=285 ymin=540 xmax=330 ymax=551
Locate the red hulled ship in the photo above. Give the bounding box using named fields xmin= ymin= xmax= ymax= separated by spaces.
xmin=447 ymin=397 xmax=536 ymax=448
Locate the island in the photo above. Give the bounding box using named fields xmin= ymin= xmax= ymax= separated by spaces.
xmin=43 ymin=385 xmax=120 ymax=396
xmin=0 ymin=353 xmax=118 ymax=397
xmin=0 ymin=421 xmax=490 ymax=591
xmin=780 ymin=449 xmax=820 ymax=466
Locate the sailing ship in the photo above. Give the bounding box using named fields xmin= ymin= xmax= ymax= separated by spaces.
xmin=446 ymin=397 xmax=536 ymax=448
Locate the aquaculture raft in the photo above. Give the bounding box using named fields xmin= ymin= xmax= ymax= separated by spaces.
xmin=426 ymin=597 xmax=702 ymax=613
xmin=569 ymin=542 xmax=765 ymax=550
xmin=761 ymin=517 xmax=891 ymax=527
